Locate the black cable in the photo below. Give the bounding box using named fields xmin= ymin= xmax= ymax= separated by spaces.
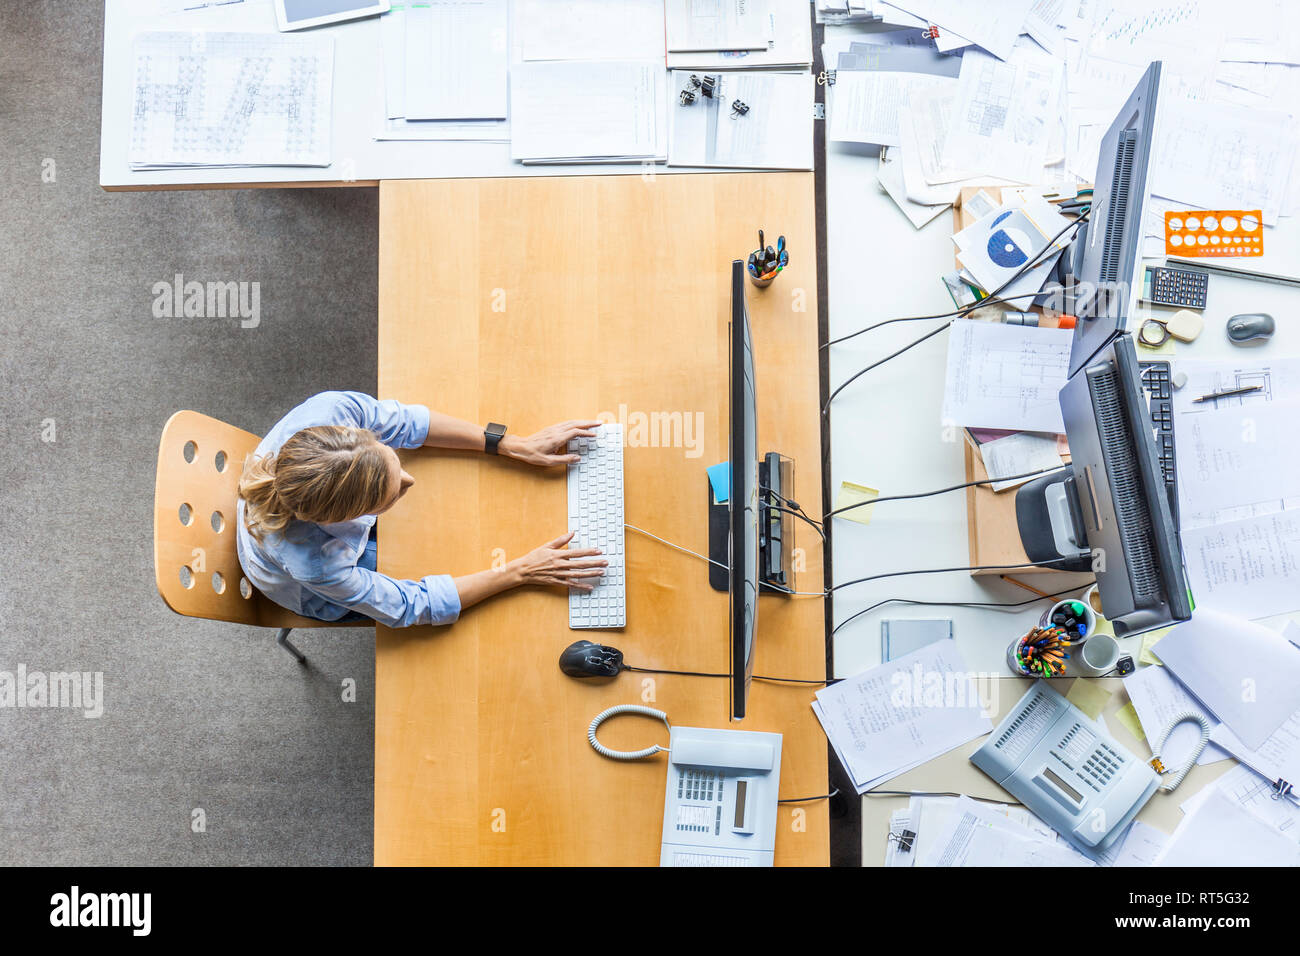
xmin=829 ymin=557 xmax=1079 ymax=594
xmin=769 ymin=503 xmax=825 ymax=539
xmin=822 ymin=211 xmax=1089 ymax=352
xmin=824 ymin=464 xmax=1069 ymax=520
xmin=779 ymin=789 xmax=840 ymax=804
xmin=622 ymin=665 xmax=838 ymax=686
xmin=823 ymin=319 xmax=951 ymax=414
xmin=864 ymin=788 xmax=1025 ymax=807
xmin=829 ymin=581 xmax=1094 ymax=638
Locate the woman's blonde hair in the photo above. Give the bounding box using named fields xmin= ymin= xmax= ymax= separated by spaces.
xmin=238 ymin=426 xmax=391 ymax=539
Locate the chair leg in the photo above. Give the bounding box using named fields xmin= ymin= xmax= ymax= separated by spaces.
xmin=276 ymin=627 xmax=306 ymax=664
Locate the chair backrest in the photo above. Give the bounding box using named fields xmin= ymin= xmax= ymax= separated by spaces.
xmin=154 ymin=410 xmax=327 ymax=629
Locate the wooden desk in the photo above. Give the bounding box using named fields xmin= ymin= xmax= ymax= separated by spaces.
xmin=374 ymin=173 xmax=828 ymax=866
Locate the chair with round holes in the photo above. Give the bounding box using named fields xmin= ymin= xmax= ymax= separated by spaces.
xmin=153 ymin=410 xmax=372 ymax=662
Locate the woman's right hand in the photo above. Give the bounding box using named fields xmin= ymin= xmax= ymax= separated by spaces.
xmin=509 ymin=532 xmax=607 ymax=591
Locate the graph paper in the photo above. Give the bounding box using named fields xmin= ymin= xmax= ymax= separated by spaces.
xmin=129 ymin=32 xmax=334 ymax=169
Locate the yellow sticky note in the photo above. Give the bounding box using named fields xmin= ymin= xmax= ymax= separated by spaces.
xmin=1115 ymin=701 xmax=1146 ymax=742
xmin=834 ymin=481 xmax=879 ymax=526
xmin=1140 ymin=627 xmax=1172 ymax=666
xmin=1067 ymin=679 xmax=1113 ymax=720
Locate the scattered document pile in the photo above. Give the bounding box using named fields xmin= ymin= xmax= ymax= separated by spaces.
xmin=667 ymin=0 xmax=812 ymax=70
xmin=821 ymin=1 xmax=1300 ymax=240
xmin=812 ymin=640 xmax=992 ymax=793
xmin=942 ymin=319 xmax=1072 ymax=434
xmin=1170 ymin=358 xmax=1300 ymax=620
xmin=129 ymin=32 xmax=334 ymax=168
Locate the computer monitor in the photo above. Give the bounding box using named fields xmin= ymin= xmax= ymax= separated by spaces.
xmin=1016 ymin=334 xmax=1191 ymax=636
xmin=1067 ymin=61 xmax=1161 ymax=377
xmin=729 ymin=260 xmax=760 ymax=720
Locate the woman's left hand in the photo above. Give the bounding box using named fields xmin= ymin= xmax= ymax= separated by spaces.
xmin=502 ymin=420 xmax=603 ymax=467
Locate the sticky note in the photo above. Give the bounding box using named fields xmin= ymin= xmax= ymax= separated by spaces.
xmin=834 ymin=481 xmax=879 ymax=526
xmin=707 ymin=462 xmax=730 ymax=504
xmin=1140 ymin=627 xmax=1171 ymax=666
xmin=1115 ymin=701 xmax=1146 ymax=742
xmin=1067 ymin=679 xmax=1113 ymax=720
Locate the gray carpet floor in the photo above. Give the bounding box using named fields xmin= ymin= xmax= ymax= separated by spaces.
xmin=0 ymin=3 xmax=379 ymax=865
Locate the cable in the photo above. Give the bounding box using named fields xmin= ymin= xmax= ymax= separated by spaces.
xmin=779 ymin=789 xmax=840 ymax=804
xmin=768 ymin=503 xmax=825 ymax=539
xmin=623 ymin=664 xmax=838 ymax=686
xmin=830 ymin=557 xmax=1079 ymax=594
xmin=822 ymin=211 xmax=1089 ymax=352
xmin=830 ymin=581 xmax=1095 ymax=638
xmin=624 ymin=522 xmax=727 ymax=570
xmin=823 ymin=319 xmax=951 ymax=414
xmin=824 ymin=464 xmax=1069 ymax=520
xmin=863 ymin=788 xmax=1024 ymax=807
xmin=587 ymin=705 xmax=670 ymax=761
xmin=1149 ymin=712 xmax=1212 ymax=792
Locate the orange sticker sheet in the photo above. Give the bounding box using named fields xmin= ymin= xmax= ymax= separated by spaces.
xmin=1165 ymin=209 xmax=1264 ymax=257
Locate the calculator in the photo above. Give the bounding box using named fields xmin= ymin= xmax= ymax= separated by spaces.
xmin=1141 ymin=265 xmax=1208 ymax=309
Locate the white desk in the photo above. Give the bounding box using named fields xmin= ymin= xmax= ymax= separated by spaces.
xmin=100 ymin=0 xmax=808 ymax=189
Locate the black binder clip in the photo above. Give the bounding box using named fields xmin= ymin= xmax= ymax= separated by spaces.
xmin=817 ymin=69 xmax=837 ymax=87
xmin=699 ymin=74 xmax=719 ymax=99
xmin=889 ymin=828 xmax=916 ymax=853
xmin=1272 ymin=778 xmax=1293 ymax=801
xmin=679 ymin=89 xmax=696 ymax=106
xmin=730 ymin=99 xmax=749 ymax=118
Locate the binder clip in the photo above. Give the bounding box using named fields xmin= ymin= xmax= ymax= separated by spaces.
xmin=1272 ymin=778 xmax=1293 ymax=801
xmin=679 ymin=89 xmax=696 ymax=106
xmin=816 ymin=69 xmax=837 ymax=87
xmin=699 ymin=74 xmax=719 ymax=99
xmin=730 ymin=99 xmax=749 ymax=118
xmin=888 ymin=828 xmax=917 ymax=853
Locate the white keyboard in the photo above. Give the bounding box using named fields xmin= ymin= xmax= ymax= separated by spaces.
xmin=671 ymin=852 xmax=752 ymax=867
xmin=567 ymin=423 xmax=625 ymax=629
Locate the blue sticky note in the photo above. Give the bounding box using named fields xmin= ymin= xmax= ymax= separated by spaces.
xmin=707 ymin=462 xmax=730 ymax=504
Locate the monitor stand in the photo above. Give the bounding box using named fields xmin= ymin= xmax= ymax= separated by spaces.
xmin=1014 ymin=471 xmax=1092 ymax=572
xmin=708 ymin=453 xmax=795 ymax=594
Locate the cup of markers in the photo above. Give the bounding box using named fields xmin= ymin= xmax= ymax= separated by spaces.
xmin=1038 ymin=598 xmax=1096 ymax=643
xmin=1007 ymin=625 xmax=1075 ymax=679
xmin=747 ymin=230 xmax=788 ymax=288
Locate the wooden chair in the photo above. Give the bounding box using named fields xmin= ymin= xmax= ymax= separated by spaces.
xmin=153 ymin=410 xmax=370 ymax=662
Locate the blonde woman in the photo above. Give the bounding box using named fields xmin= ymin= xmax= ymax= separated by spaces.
xmin=237 ymin=391 xmax=606 ymax=628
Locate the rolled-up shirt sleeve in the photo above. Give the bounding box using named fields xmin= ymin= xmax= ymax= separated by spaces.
xmin=303 ymin=565 xmax=461 ymax=629
xmin=310 ymin=390 xmax=431 ymax=449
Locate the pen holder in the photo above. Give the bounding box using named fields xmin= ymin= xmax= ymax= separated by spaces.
xmin=748 ymin=254 xmax=775 ymax=288
xmin=1040 ymin=598 xmax=1096 ymax=642
xmin=1007 ymin=628 xmax=1067 ymax=679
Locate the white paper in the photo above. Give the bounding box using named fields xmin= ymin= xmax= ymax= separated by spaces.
xmin=511 ymin=60 xmax=665 ymax=162
xmin=666 ymin=0 xmax=769 ymax=52
xmin=1155 ymin=608 xmax=1300 ymax=749
xmin=886 ymin=0 xmax=1035 ymax=61
xmin=921 ymin=796 xmax=1095 ymax=867
xmin=1156 ymin=787 xmax=1300 ymax=866
xmin=877 ymin=149 xmax=951 ymax=228
xmin=979 ymin=432 xmax=1063 ymax=491
xmin=519 ymin=0 xmax=666 ymax=61
xmin=403 ymin=0 xmax=508 ymax=120
xmin=943 ymin=42 xmax=1062 ymax=184
xmin=1181 ymin=512 xmax=1300 ymax=622
xmin=669 ymin=71 xmax=813 ymax=169
xmin=942 ymin=321 xmax=1072 ymax=433
xmin=1098 ymin=820 xmax=1170 ymax=867
xmin=1210 ymin=706 xmax=1300 ymax=798
xmin=828 ymin=71 xmax=955 ymax=147
xmin=1183 ymin=763 xmax=1300 ymax=839
xmin=129 ymin=32 xmax=333 ymax=169
xmin=669 ymin=0 xmax=812 ymax=69
xmin=812 ymin=640 xmax=993 ymax=793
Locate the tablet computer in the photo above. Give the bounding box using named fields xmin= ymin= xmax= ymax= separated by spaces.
xmin=274 ymin=0 xmax=390 ymax=32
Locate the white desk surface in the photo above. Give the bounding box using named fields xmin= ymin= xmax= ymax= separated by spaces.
xmin=100 ymin=0 xmax=801 ymax=189
xmin=824 ymin=19 xmax=1300 ymax=862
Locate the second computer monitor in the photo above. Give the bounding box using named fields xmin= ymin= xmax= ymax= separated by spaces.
xmin=729 ymin=259 xmax=759 ymax=721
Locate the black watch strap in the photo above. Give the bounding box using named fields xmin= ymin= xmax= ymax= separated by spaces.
xmin=484 ymin=422 xmax=507 ymax=455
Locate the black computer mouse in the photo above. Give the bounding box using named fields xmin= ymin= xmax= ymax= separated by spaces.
xmin=559 ymin=640 xmax=625 ymax=679
xmin=1227 ymin=313 xmax=1275 ymax=344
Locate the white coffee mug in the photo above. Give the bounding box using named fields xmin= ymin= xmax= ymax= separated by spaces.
xmin=1073 ymin=633 xmax=1120 ymax=677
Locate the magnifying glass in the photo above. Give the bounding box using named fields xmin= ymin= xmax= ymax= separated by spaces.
xmin=1138 ymin=309 xmax=1204 ymax=348
xmin=1138 ymin=317 xmax=1174 ymax=347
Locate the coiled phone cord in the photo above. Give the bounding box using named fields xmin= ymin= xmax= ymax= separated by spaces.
xmin=1149 ymin=711 xmax=1212 ymax=792
xmin=587 ymin=705 xmax=671 ymax=760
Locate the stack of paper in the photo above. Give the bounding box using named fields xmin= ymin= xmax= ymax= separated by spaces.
xmin=812 ymin=640 xmax=992 ymax=793
xmin=378 ymin=3 xmax=511 ymax=142
xmin=510 ymin=60 xmax=668 ymax=163
xmin=129 ymin=32 xmax=333 ymax=169
xmin=1157 ymin=786 xmax=1300 ymax=866
xmin=668 ymin=70 xmax=814 ymax=169
xmin=518 ymin=0 xmax=665 ymax=62
xmin=666 ymin=0 xmax=770 ymax=53
xmin=668 ymin=0 xmax=813 ymax=70
xmin=827 ymin=42 xmax=960 ymax=148
xmin=941 ymin=319 xmax=1073 ymax=433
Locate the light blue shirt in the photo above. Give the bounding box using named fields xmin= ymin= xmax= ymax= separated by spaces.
xmin=236 ymin=391 xmax=461 ymax=628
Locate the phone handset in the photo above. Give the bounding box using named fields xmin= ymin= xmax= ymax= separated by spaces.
xmin=587 ymin=705 xmax=671 ymax=761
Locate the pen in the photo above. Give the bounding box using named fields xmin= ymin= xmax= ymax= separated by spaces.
xmin=1193 ymin=385 xmax=1263 ymax=403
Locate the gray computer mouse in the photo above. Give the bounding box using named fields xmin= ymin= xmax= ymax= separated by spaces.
xmin=1226 ymin=313 xmax=1275 ymax=344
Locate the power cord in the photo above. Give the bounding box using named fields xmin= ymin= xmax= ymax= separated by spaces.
xmin=829 ymin=557 xmax=1080 ymax=595
xmin=622 ymin=664 xmax=838 ymax=686
xmin=779 ymin=789 xmax=840 ymax=804
xmin=830 ymin=581 xmax=1095 ymax=638
xmin=824 ymin=464 xmax=1069 ymax=520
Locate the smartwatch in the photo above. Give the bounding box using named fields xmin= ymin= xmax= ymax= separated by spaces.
xmin=484 ymin=422 xmax=507 ymax=455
